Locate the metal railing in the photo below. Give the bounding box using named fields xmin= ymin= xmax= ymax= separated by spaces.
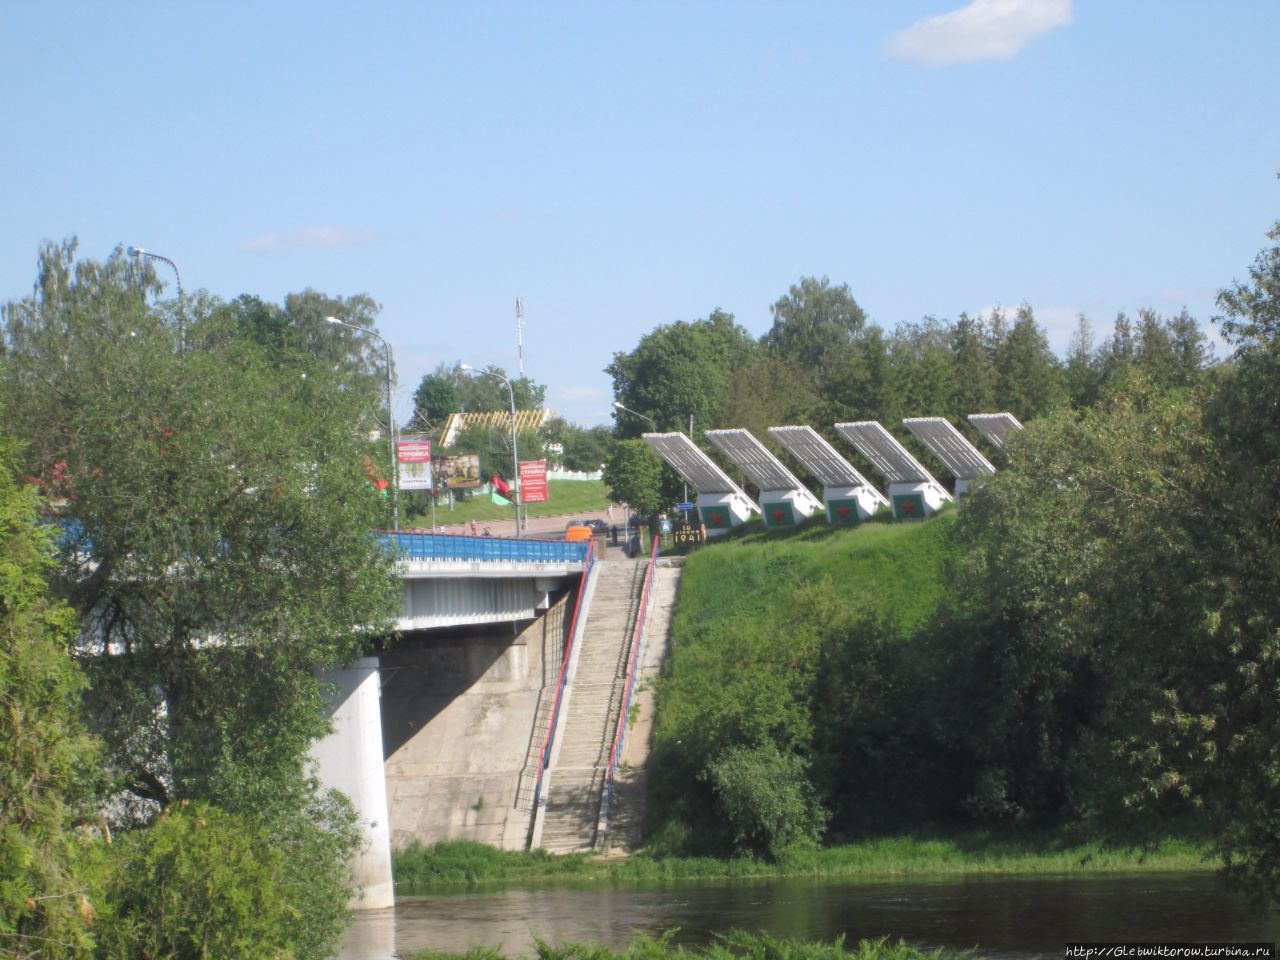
xmin=528 ymin=537 xmax=598 ymax=829
xmin=596 ymin=536 xmax=661 ymax=845
xmin=377 ymin=530 xmax=590 ymax=565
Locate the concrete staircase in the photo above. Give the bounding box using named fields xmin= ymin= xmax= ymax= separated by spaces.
xmin=536 ymin=558 xmax=648 ymax=853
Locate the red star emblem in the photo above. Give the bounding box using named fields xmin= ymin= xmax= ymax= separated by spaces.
xmin=902 ymin=499 xmax=917 ymax=515
xmin=836 ymin=504 xmax=851 ymax=518
xmin=711 ymin=512 xmax=725 ymax=525
xmin=772 ymin=508 xmax=786 ymax=523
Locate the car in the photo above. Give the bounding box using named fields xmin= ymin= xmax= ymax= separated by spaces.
xmin=586 ymin=518 xmax=610 ymax=533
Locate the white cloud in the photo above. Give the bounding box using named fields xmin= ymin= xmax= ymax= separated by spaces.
xmin=888 ymin=0 xmax=1073 ymax=66
xmin=239 ymin=226 xmax=379 ymax=254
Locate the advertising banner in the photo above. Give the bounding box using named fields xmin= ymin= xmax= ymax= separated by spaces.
xmin=437 ymin=454 xmax=482 ymax=489
xmin=396 ymin=437 xmax=433 ymax=491
xmin=519 ymin=460 xmax=548 ymax=503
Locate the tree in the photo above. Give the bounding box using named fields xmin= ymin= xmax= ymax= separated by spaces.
xmin=602 ymin=439 xmax=671 ymax=517
xmin=0 ymin=426 xmax=104 ymax=958
xmin=992 ymin=304 xmax=1064 ymax=418
xmin=950 ymin=312 xmax=998 ymax=416
xmin=552 ymin=421 xmax=613 ymax=473
xmin=888 ymin=317 xmax=957 ymax=417
xmin=412 ymin=373 xmax=459 ymax=429
xmin=714 ymin=354 xmax=821 ymax=442
xmin=607 ymin=309 xmax=760 ymax=439
xmin=1 ymin=239 xmax=399 ymax=955
xmin=762 ymin=275 xmax=866 ymax=380
xmin=1063 ymin=314 xmax=1102 ymax=409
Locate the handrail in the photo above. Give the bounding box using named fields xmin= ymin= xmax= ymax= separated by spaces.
xmin=529 ymin=536 xmax=598 ymax=818
xmin=376 ymin=530 xmax=589 ymax=565
xmin=598 ymin=536 xmax=661 ymax=841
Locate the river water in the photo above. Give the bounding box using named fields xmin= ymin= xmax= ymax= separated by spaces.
xmin=338 ymin=872 xmax=1279 ymax=959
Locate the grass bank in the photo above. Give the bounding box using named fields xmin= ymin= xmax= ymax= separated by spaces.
xmin=410 ymin=931 xmax=968 ymax=960
xmin=403 ymin=479 xmax=612 ymax=526
xmin=393 ymin=830 xmax=1213 ymax=891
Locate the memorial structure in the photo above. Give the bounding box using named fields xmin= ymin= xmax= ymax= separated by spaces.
xmin=967 ymin=412 xmax=1024 ymax=451
xmin=642 ymin=432 xmax=756 ymax=534
xmin=768 ymin=425 xmax=888 ymax=523
xmin=903 ymin=417 xmax=996 ymax=496
xmin=704 ymin=428 xmax=823 ymax=527
xmin=834 ymin=421 xmax=952 ymax=520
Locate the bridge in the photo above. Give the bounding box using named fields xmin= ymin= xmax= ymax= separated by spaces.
xmin=311 ymin=530 xmax=678 ymax=912
xmin=378 ymin=531 xmax=590 ymax=630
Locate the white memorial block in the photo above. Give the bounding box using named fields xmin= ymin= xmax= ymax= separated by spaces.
xmin=642 ymin=432 xmax=756 ymax=534
xmin=704 ymin=428 xmax=823 ymax=528
xmin=903 ymin=417 xmax=997 ymax=496
xmin=768 ymin=425 xmax=888 ymax=523
xmin=833 ymin=421 xmax=953 ymax=520
xmin=967 ymin=412 xmax=1024 ymax=451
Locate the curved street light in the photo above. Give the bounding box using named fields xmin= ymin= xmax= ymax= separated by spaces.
xmin=324 ymin=317 xmax=399 ymax=528
xmin=611 ymin=400 xmax=656 ymax=431
xmin=127 ymin=245 xmax=185 ymax=348
xmin=461 ymin=364 xmax=522 ymax=535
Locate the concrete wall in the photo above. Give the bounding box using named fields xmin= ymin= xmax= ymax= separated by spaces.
xmin=380 ymin=593 xmax=570 ymax=850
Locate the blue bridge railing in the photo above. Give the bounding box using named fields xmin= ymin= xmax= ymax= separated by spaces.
xmin=376 ymin=531 xmax=590 ymax=565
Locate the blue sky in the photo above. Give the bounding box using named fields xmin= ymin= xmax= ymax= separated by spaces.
xmin=3 ymin=0 xmax=1278 ymax=426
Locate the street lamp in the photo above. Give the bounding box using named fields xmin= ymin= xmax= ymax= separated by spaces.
xmin=127 ymin=245 xmax=184 ymax=348
xmin=461 ymin=364 xmax=522 ymax=535
xmin=324 ymin=316 xmax=399 ymax=528
xmin=611 ymin=400 xmax=655 ymax=431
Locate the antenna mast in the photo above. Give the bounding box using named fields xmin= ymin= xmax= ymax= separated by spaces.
xmin=515 ymin=297 xmax=525 ymax=378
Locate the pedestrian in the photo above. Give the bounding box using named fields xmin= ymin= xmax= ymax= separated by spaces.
xmin=482 ymin=527 xmax=492 ymax=537
xmin=470 ymin=519 xmax=478 ymax=536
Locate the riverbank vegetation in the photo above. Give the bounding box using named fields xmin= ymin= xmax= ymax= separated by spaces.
xmin=639 ymin=216 xmax=1280 ymax=908
xmin=410 ymin=931 xmax=967 ymax=960
xmin=393 ymin=832 xmax=1209 ymax=890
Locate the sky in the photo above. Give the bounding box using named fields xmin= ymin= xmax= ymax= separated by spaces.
xmin=3 ymin=0 xmax=1279 ymax=427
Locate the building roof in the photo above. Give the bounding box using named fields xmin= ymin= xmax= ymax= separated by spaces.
xmin=438 ymin=409 xmax=551 ymax=447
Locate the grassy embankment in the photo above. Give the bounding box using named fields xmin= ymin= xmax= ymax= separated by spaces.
xmin=403 ymin=479 xmax=613 ymax=526
xmin=395 ymin=510 xmax=1213 ymax=892
xmin=411 ymin=930 xmax=968 ymax=960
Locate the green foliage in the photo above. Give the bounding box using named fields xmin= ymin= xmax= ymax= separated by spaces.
xmin=647 ymin=519 xmax=959 ymax=854
xmin=762 ymin=275 xmax=866 ymax=379
xmin=393 ymin=831 xmax=1209 ymax=892
xmin=414 ymin=373 xmax=461 ymax=428
xmin=1 ymin=239 xmax=395 ymax=955
xmin=96 ymin=800 xmax=355 ymax=960
xmin=603 ymin=441 xmax=671 ymax=517
xmin=411 ymin=931 xmax=969 ymax=960
xmin=0 ymin=427 xmax=105 ymax=958
xmin=607 ymin=309 xmax=760 ymax=439
xmin=703 ymin=742 xmax=828 ymax=857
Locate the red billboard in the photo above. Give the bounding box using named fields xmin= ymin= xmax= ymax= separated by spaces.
xmin=519 ymin=460 xmax=548 ymax=503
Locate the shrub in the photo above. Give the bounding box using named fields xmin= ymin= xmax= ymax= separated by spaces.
xmin=702 ymin=742 xmax=828 ymax=857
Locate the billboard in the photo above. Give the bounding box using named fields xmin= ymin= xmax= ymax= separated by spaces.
xmin=520 ymin=459 xmax=548 ymax=503
xmin=436 ymin=454 xmax=482 ymax=489
xmin=396 ymin=437 xmax=433 ymax=491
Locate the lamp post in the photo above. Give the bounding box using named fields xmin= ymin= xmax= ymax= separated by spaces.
xmin=127 ymin=245 xmax=184 ymax=348
xmin=324 ymin=317 xmax=398 ymax=528
xmin=461 ymin=365 xmax=522 ymax=535
xmin=611 ymin=400 xmax=655 ymax=432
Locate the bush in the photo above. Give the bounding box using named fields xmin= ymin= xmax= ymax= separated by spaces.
xmin=96 ymin=800 xmax=351 ymax=960
xmin=702 ymin=742 xmax=828 ymax=857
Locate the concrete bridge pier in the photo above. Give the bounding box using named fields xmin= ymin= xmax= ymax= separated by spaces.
xmin=311 ymin=658 xmax=395 ymax=910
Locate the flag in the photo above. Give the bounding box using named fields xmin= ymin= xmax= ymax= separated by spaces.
xmin=492 ymin=473 xmax=512 ymax=498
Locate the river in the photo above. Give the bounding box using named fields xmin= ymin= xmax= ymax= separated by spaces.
xmin=338 ymin=872 xmax=1279 ymax=959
